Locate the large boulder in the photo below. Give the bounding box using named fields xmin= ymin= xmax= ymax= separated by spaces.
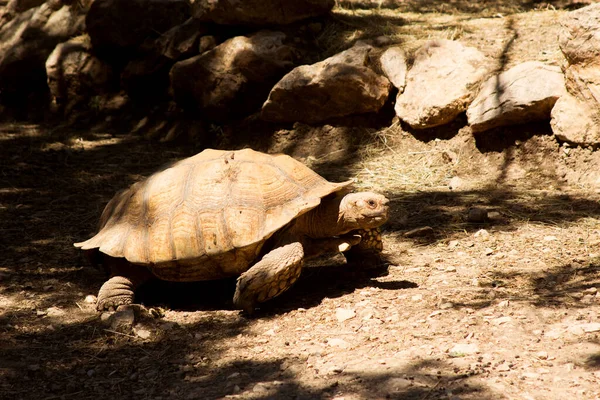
xmin=86 ymin=0 xmax=190 ymax=51
xmin=394 ymin=40 xmax=488 ymax=129
xmin=550 ymin=3 xmax=600 ymax=146
xmin=558 ymin=3 xmax=600 ymax=66
xmin=170 ymin=31 xmax=299 ymax=121
xmin=0 ymin=0 xmax=46 ymax=26
xmin=261 ymin=44 xmax=391 ymax=124
xmin=120 ymin=19 xmax=210 ymax=99
xmin=45 ymin=36 xmax=114 ymax=113
xmin=467 ymin=61 xmax=566 ymax=133
xmin=551 ymin=65 xmax=600 ymax=145
xmin=193 ymin=0 xmax=335 ymax=25
xmin=0 ymin=1 xmax=86 ymax=108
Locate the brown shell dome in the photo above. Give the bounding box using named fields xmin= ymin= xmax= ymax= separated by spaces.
xmin=75 ymin=148 xmax=351 ymax=281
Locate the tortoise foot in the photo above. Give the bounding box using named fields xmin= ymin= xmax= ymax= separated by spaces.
xmin=97 ymin=276 xmax=135 ymax=311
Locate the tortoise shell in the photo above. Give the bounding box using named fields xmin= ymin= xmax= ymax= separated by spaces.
xmin=75 ymin=148 xmax=351 ymax=281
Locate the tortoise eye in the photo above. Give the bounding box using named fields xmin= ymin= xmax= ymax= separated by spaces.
xmin=367 ymin=200 xmax=376 ymax=208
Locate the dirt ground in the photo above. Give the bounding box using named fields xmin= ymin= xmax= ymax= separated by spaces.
xmin=2 ymin=2 xmax=600 ymax=399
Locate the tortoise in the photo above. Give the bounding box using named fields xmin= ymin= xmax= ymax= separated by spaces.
xmin=75 ymin=148 xmax=389 ymax=313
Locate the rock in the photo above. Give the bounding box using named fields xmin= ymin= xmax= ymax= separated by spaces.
xmin=133 ymin=325 xmax=152 ymax=339
xmin=45 ymin=36 xmax=113 ymax=113
xmin=261 ymin=43 xmax=391 ymax=123
xmin=0 ymin=0 xmax=45 ymax=25
xmin=335 ymin=308 xmax=356 ymax=322
xmin=467 ymin=207 xmax=489 ymax=223
xmin=46 ymin=306 xmax=65 ymax=317
xmin=379 ymin=46 xmax=407 ymax=92
xmin=155 ymin=18 xmax=208 ymax=61
xmin=109 ymin=306 xmax=135 ymax=330
xmin=449 ymin=343 xmax=479 ymax=356
xmin=395 ymin=40 xmax=488 ymax=129
xmin=551 ymin=91 xmax=600 ymax=146
xmin=0 ymin=2 xmax=86 ymax=110
xmin=558 ymin=3 xmax=600 ymax=66
xmin=467 ymin=61 xmax=566 ymax=133
xmin=327 ymin=338 xmax=351 ymax=349
xmin=86 ymin=0 xmax=190 ymax=50
xmin=193 ymin=0 xmax=335 ymax=25
xmin=84 ymin=295 xmax=97 ymax=304
xmin=551 ymin=4 xmax=600 ymax=146
xmin=171 ymin=30 xmax=298 ymax=121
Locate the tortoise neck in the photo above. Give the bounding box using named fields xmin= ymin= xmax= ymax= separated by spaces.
xmin=295 ymin=194 xmax=351 ymax=238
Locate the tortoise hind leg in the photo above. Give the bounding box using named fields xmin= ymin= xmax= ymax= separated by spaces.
xmin=96 ymin=257 xmax=152 ymax=311
xmin=234 ymin=242 xmax=304 ymax=314
xmin=97 ymin=276 xmax=136 ymax=311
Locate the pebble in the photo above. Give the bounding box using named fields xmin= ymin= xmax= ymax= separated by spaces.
xmin=335 ymin=308 xmax=356 ymax=322
xmin=493 ymin=316 xmax=512 ymax=325
xmin=109 ymin=307 xmax=135 ymax=330
xmin=467 ymin=207 xmax=488 ymax=223
xmin=327 ymin=338 xmax=351 ymax=349
xmin=449 ymin=343 xmax=480 ymax=356
xmin=536 ymin=351 xmax=549 ymax=360
xmin=583 ymin=287 xmax=598 ymax=295
xmin=46 ymin=307 xmax=65 ymax=317
xmin=133 ymin=326 xmax=151 ymax=340
xmin=474 ymin=229 xmax=490 ymax=239
xmin=84 ymin=295 xmax=97 ymax=304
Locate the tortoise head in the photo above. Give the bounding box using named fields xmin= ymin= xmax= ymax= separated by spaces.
xmin=338 ymin=192 xmax=389 ymax=231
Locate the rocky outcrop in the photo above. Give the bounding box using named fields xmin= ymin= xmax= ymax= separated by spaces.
xmin=379 ymin=46 xmax=407 ymax=93
xmin=261 ymin=44 xmax=391 ymax=124
xmin=395 ymin=40 xmax=488 ymax=129
xmin=0 ymin=1 xmax=86 ymax=107
xmin=193 ymin=0 xmax=335 ymax=25
xmin=170 ymin=31 xmax=299 ymax=121
xmin=467 ymin=62 xmax=565 ymax=133
xmin=45 ymin=36 xmax=113 ymax=113
xmin=551 ymin=3 xmax=600 ymax=146
xmin=85 ymin=0 xmax=190 ymax=51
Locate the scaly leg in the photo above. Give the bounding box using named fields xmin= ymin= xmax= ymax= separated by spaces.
xmin=96 ymin=257 xmax=152 ymax=311
xmin=233 ymin=242 xmax=304 ymax=314
xmin=343 ymin=228 xmax=385 ymax=268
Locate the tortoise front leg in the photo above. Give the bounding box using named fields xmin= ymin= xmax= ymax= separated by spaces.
xmin=233 ymin=242 xmax=304 ymax=314
xmin=342 ymin=228 xmax=385 ymax=268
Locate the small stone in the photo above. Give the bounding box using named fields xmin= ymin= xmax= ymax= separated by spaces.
xmin=448 ymin=240 xmax=459 ymax=248
xmin=411 ymin=294 xmax=423 ymax=301
xmin=536 ymin=351 xmax=549 ymax=360
xmin=474 ymin=229 xmax=490 ymax=239
xmin=84 ymin=295 xmax=97 ymax=304
xmin=46 ymin=307 xmax=65 ymax=317
xmin=497 ymin=300 xmax=510 ymax=308
xmin=133 ymin=326 xmax=152 ymax=340
xmin=232 ymin=385 xmax=241 ymax=394
xmin=449 ymin=343 xmax=480 ymax=356
xmin=327 ymin=338 xmax=351 ymax=349
xmin=330 ymin=365 xmax=345 ymax=374
xmin=335 ymin=308 xmax=356 ymax=322
xmin=493 ymin=316 xmax=512 ymax=325
xmin=36 ymin=310 xmax=47 ymax=317
xmin=439 ymin=302 xmax=454 ymax=310
xmin=448 ymin=176 xmax=464 ymax=190
xmin=543 ymin=235 xmax=558 ymax=241
xmin=227 ymin=372 xmax=240 ymax=380
xmin=467 ymin=207 xmax=489 ymax=223
xmin=445 ymin=266 xmax=457 ymax=272
xmin=484 ymin=248 xmax=494 ymax=256
xmin=110 ymin=307 xmax=135 ymax=330
xmin=583 ymin=287 xmax=598 ymax=295
xmin=497 ymin=364 xmax=511 ymax=372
